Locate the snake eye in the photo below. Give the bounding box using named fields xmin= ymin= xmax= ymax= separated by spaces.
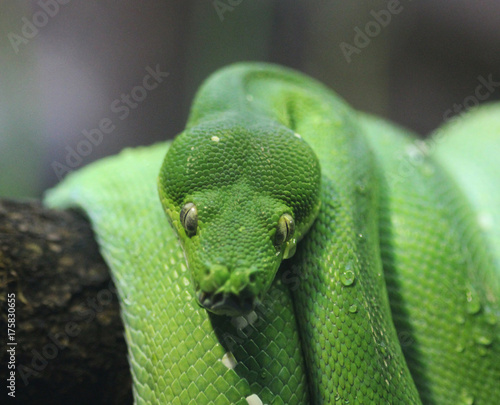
xmin=275 ymin=213 xmax=295 ymax=246
xmin=180 ymin=202 xmax=198 ymax=236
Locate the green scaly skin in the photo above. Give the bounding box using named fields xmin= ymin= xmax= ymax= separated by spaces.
xmin=45 ymin=63 xmax=500 ymax=404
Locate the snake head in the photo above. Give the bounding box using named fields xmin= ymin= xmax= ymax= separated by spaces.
xmin=158 ymin=114 xmax=321 ymax=316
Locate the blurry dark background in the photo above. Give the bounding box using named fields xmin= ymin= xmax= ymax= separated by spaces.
xmin=1 ymin=0 xmax=499 ymax=198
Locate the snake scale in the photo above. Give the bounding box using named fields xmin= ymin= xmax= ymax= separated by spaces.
xmin=45 ymin=63 xmax=500 ymax=404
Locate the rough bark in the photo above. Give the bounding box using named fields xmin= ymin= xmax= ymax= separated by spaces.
xmin=0 ymin=199 xmax=132 ymax=404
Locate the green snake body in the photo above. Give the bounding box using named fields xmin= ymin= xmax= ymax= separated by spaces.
xmin=45 ymin=63 xmax=500 ymax=404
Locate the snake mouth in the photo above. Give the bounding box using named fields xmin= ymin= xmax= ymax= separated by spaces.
xmin=197 ymin=290 xmax=255 ymax=317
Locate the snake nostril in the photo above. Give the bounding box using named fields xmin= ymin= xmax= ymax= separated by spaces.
xmin=210 ymin=264 xmax=230 ymax=284
xmin=200 ymin=264 xmax=230 ymax=293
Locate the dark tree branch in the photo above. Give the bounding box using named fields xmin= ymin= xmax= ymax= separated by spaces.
xmin=0 ymin=199 xmax=132 ymax=405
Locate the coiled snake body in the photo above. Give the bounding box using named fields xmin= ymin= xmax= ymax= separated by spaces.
xmin=46 ymin=63 xmax=500 ymax=404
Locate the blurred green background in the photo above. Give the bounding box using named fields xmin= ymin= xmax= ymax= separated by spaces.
xmin=1 ymin=0 xmax=499 ymax=198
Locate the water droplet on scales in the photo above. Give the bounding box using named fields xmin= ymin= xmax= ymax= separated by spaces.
xmin=340 ymin=263 xmax=356 ymax=286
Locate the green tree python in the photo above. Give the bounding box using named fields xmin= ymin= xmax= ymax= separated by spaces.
xmin=45 ymin=63 xmax=500 ymax=404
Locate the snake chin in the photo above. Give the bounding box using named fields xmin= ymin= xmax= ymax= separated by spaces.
xmin=197 ymin=290 xmax=255 ymax=317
